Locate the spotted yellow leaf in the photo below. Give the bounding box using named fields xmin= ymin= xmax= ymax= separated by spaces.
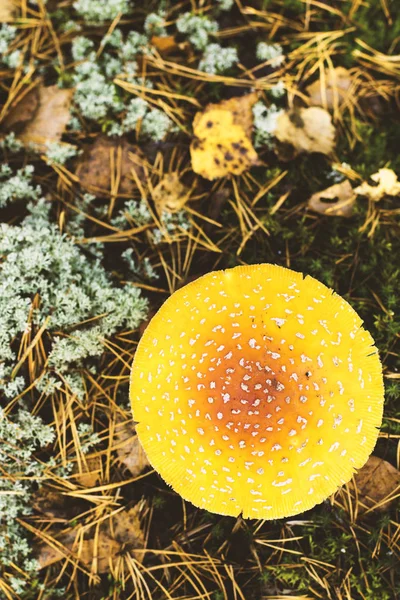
xmin=190 ymin=93 xmax=259 ymax=181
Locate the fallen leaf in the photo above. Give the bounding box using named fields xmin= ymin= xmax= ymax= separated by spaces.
xmin=152 ymin=172 xmax=190 ymax=213
xmin=110 ymin=504 xmax=145 ymax=548
xmin=190 ymin=93 xmax=259 ymax=180
xmin=37 ymin=531 xmax=77 ymax=569
xmin=151 ymin=35 xmax=178 ymax=54
xmin=32 ymin=486 xmax=69 ymax=520
xmin=3 ymin=87 xmax=39 ymax=132
xmin=4 ymin=85 xmax=73 ymax=151
xmin=354 ymin=168 xmax=400 ymax=202
xmin=72 ymin=455 xmax=103 ymax=488
xmin=308 ymin=180 xmax=355 ymax=217
xmin=352 ymin=455 xmax=400 ymax=513
xmin=79 ymin=536 xmax=121 ymax=574
xmin=114 ymin=418 xmax=150 ymax=477
xmin=205 ymin=187 xmax=230 ymax=233
xmin=37 ymin=504 xmax=145 ymax=572
xmin=0 ymin=0 xmax=16 ymax=20
xmin=217 ymin=93 xmax=260 ymax=138
xmin=306 ymin=67 xmax=352 ymax=109
xmin=76 ymin=135 xmax=145 ymax=197
xmin=274 ymin=107 xmax=335 ymax=156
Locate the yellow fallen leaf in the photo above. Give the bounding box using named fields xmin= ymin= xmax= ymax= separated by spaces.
xmin=354 ymin=168 xmax=400 ymax=202
xmin=152 ymin=172 xmax=190 ymax=213
xmin=0 ymin=0 xmax=16 ymax=20
xmin=4 ymin=85 xmax=74 ymax=151
xmin=190 ymin=93 xmax=259 ymax=180
xmin=308 ymin=180 xmax=355 ymax=217
xmin=275 ymin=106 xmax=335 ymax=156
xmin=351 ymin=455 xmax=400 ymax=513
xmin=217 ymin=93 xmax=259 ymax=138
xmin=306 ymin=67 xmax=352 ymax=109
xmin=151 ymin=35 xmax=179 ymax=54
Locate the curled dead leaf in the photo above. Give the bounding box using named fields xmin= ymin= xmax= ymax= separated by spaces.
xmin=37 ymin=504 xmax=145 ymax=572
xmin=306 ymin=67 xmax=352 ymax=109
xmin=354 ymin=168 xmax=400 ymax=202
xmin=114 ymin=418 xmax=150 ymax=477
xmin=190 ymin=93 xmax=259 ymax=180
xmin=3 ymin=85 xmax=73 ymax=151
xmin=152 ymin=172 xmax=190 ymax=213
xmin=75 ymin=135 xmax=145 ymax=197
xmin=308 ymin=180 xmax=355 ymax=217
xmin=275 ymin=107 xmax=335 ymax=156
xmin=352 ymin=455 xmax=400 ymax=513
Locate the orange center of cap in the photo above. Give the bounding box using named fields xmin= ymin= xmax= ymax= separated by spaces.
xmin=130 ymin=264 xmax=384 ymax=519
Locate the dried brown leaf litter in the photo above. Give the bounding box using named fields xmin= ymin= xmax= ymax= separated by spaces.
xmin=37 ymin=504 xmax=145 ymax=573
xmin=114 ymin=418 xmax=150 ymax=478
xmin=352 ymin=455 xmax=400 ymax=513
xmin=308 ymin=180 xmax=356 ymax=217
xmin=75 ymin=136 xmax=145 ymax=197
xmin=275 ymin=107 xmax=336 ymax=156
xmin=306 ymin=67 xmax=353 ymax=110
xmin=3 ymin=85 xmax=74 ymax=151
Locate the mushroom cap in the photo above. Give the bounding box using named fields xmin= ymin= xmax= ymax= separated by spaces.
xmin=130 ymin=264 xmax=384 ymax=519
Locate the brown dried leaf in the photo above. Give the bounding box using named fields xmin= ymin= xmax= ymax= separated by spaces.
xmin=353 ymin=455 xmax=400 ymax=513
xmin=37 ymin=531 xmax=77 ymax=569
xmin=32 ymin=486 xmax=68 ymax=520
xmin=76 ymin=135 xmax=145 ymax=197
xmin=79 ymin=537 xmax=121 ymax=573
xmin=152 ymin=172 xmax=190 ymax=213
xmin=306 ymin=67 xmax=352 ymax=109
xmin=4 ymin=85 xmax=73 ymax=151
xmin=308 ymin=180 xmax=355 ymax=217
xmin=0 ymin=0 xmax=16 ymax=20
xmin=114 ymin=418 xmax=150 ymax=477
xmin=190 ymin=93 xmax=259 ymax=181
xmin=275 ymin=107 xmax=335 ymax=156
xmin=3 ymin=88 xmax=40 ymax=132
xmin=354 ymin=168 xmax=400 ymax=202
xmin=151 ymin=35 xmax=179 ymax=54
xmin=111 ymin=504 xmax=145 ymax=549
xmin=72 ymin=455 xmax=103 ymax=488
xmin=37 ymin=504 xmax=145 ymax=572
xmin=80 ymin=505 xmax=145 ymax=572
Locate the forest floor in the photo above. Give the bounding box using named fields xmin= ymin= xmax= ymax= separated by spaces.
xmin=0 ymin=1 xmax=400 ymax=599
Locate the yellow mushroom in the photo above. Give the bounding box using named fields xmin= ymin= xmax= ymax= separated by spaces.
xmin=130 ymin=264 xmax=384 ymax=519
